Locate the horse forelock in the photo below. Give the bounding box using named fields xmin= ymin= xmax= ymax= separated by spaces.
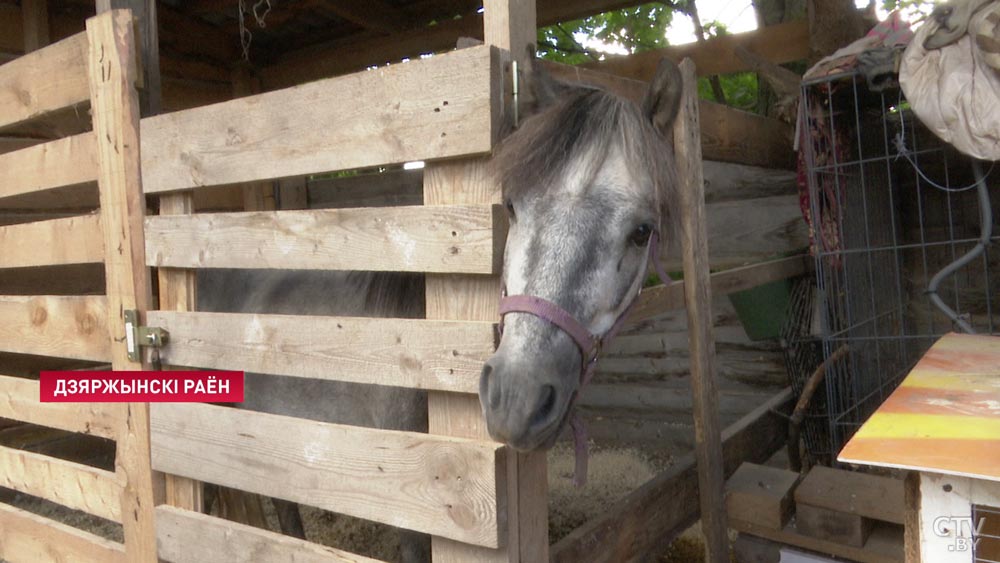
xmin=493 ymin=87 xmax=678 ymax=237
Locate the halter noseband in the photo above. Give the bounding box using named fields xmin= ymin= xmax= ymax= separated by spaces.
xmin=496 ymin=231 xmax=671 ymax=486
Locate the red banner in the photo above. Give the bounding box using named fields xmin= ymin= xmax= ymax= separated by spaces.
xmin=39 ymin=371 xmax=244 ymax=402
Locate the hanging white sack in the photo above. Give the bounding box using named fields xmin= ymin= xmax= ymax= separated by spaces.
xmin=900 ymin=3 xmax=1000 ymax=160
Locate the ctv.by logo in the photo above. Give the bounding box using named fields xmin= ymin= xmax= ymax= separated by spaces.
xmin=933 ymin=516 xmax=988 ymax=552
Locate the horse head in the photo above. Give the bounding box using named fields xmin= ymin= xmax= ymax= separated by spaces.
xmin=480 ymin=57 xmax=683 ymax=451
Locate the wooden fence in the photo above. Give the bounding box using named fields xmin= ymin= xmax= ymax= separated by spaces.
xmin=0 ymin=10 xmax=156 ymax=563
xmin=0 ymin=4 xmax=811 ymax=563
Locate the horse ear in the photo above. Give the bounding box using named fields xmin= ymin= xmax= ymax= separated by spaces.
xmin=642 ymin=58 xmax=683 ymax=135
xmin=520 ymin=50 xmax=584 ymax=116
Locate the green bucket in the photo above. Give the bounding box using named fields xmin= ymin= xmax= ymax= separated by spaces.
xmin=728 ymin=278 xmax=793 ymax=341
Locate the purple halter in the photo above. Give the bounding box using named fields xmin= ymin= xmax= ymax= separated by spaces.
xmin=497 ymin=231 xmax=671 ymax=486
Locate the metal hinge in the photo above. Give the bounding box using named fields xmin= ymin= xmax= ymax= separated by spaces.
xmin=124 ymin=309 xmax=168 ymax=362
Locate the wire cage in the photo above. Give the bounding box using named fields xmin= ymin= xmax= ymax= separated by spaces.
xmin=790 ymin=69 xmax=1000 ymax=464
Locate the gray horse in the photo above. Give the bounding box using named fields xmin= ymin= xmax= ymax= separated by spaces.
xmin=196 ymin=56 xmax=682 ymax=561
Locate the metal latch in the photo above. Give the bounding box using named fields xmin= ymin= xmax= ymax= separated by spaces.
xmin=124 ymin=309 xmax=168 ymax=362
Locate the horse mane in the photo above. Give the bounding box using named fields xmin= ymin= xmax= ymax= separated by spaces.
xmin=493 ymin=86 xmax=678 ymax=237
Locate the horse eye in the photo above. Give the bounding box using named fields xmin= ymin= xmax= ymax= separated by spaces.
xmin=629 ymin=224 xmax=653 ymax=246
xmin=504 ymin=198 xmax=516 ymax=220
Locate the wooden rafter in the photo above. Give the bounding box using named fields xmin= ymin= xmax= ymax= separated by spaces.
xmin=324 ymin=0 xmax=411 ymax=34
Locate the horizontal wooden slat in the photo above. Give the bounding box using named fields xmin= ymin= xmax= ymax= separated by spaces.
xmin=0 ymin=444 xmax=122 ymax=522
xmin=0 ymin=502 xmax=126 ymax=563
xmin=141 ymin=45 xmax=497 ymax=194
xmin=147 ymin=311 xmax=493 ymax=394
xmin=145 ymin=204 xmax=503 ymax=274
xmin=0 ymin=32 xmax=90 ymax=131
xmin=0 ymin=374 xmax=122 ymax=439
xmin=151 ymin=402 xmax=503 ymax=547
xmin=0 ymin=133 xmax=98 ymax=203
xmin=0 ymin=295 xmax=111 ymax=361
xmin=156 ymin=505 xmax=385 ymax=563
xmin=586 ymin=19 xmax=810 ymax=81
xmin=0 ymin=214 xmax=103 ymax=268
xmin=629 ymin=255 xmax=808 ymax=325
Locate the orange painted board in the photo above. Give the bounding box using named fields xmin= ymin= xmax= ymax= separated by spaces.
xmin=839 ymin=333 xmax=1000 ymax=482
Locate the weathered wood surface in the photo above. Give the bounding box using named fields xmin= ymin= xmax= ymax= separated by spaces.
xmin=145 ymin=205 xmax=503 ymax=274
xmin=0 ymin=373 xmax=122 ymax=439
xmin=0 ymin=443 xmax=123 ymax=522
xmin=87 ymin=11 xmax=159 ymax=563
xmin=141 ymin=45 xmax=498 ymax=194
xmin=156 ymin=505 xmax=385 ymax=563
xmin=674 ymin=57 xmax=728 ymax=563
xmin=0 ymin=295 xmax=110 ymax=361
xmin=0 ymin=32 xmax=90 ymax=131
xmin=0 ymin=501 xmax=126 ymax=563
xmin=629 ymin=255 xmax=807 ymax=324
xmin=795 ymin=465 xmax=905 ymax=525
xmin=150 ymin=402 xmax=504 ymax=547
xmin=586 ymin=20 xmax=809 ymax=81
xmin=543 ymin=61 xmax=795 ymax=170
xmin=148 ymin=311 xmax=493 ymax=393
xmin=725 ymin=462 xmax=799 ymax=530
xmin=0 ymin=133 xmax=98 ymax=203
xmin=0 ymin=214 xmax=103 ymax=268
xmin=20 ymin=0 xmax=50 ymax=54
xmin=795 ymin=502 xmax=873 ymax=547
xmin=730 ymin=518 xmax=903 ymax=563
xmin=550 ymin=388 xmax=794 ymax=563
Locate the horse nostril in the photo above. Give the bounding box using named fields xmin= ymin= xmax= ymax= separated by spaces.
xmin=533 ymin=385 xmax=557 ymax=426
xmin=481 ymin=363 xmax=502 ymax=410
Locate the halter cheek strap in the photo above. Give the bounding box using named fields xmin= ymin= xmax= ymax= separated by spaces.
xmin=497 ymin=231 xmax=671 ymax=486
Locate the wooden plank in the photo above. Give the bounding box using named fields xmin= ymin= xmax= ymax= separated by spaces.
xmin=730 ymin=518 xmax=903 ymax=563
xmin=150 ymin=402 xmax=503 ymax=547
xmin=694 ymin=195 xmax=809 ymax=270
xmin=796 ymin=502 xmax=873 ymax=547
xmin=0 ymin=32 xmax=89 ymax=132
xmin=0 ymin=373 xmax=122 ymax=439
xmin=698 ymin=101 xmax=795 ymax=170
xmin=543 ymin=62 xmax=795 ymax=169
xmin=144 ymin=205 xmax=504 ymax=274
xmin=86 ymin=10 xmax=159 ymax=563
xmin=0 ymin=443 xmax=122 ymax=521
xmin=156 ymin=505 xmax=384 ymax=563
xmin=794 ymin=465 xmax=905 ymax=525
xmin=148 ymin=311 xmax=493 ymax=394
xmin=96 ymin=0 xmax=162 ymax=115
xmin=629 ymin=255 xmax=807 ymax=324
xmin=549 ymin=388 xmax=794 ymax=563
xmin=141 ymin=45 xmax=498 ymax=194
xmin=725 ymin=462 xmax=800 ymax=530
xmin=0 ymin=133 xmax=98 ymax=203
xmin=0 ymin=295 xmax=111 ymax=361
xmin=586 ymin=20 xmax=809 ymax=81
xmin=673 ymin=58 xmax=728 ymax=563
xmin=0 ymin=214 xmax=103 ymax=268
xmin=0 ymin=502 xmax=126 ymax=563
xmin=156 ymin=191 xmax=205 ymax=516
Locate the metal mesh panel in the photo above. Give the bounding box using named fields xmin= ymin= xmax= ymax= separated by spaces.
xmin=793 ymin=71 xmax=1000 ymax=461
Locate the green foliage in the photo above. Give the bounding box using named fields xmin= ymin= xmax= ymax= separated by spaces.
xmin=698 ymin=72 xmax=759 ymax=111
xmin=536 ymin=2 xmax=677 ymax=63
xmin=536 ymin=1 xmax=764 ymax=111
xmin=879 ymin=0 xmax=936 ymax=21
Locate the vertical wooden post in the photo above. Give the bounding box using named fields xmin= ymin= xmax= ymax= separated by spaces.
xmin=673 ymin=58 xmax=729 ymax=563
xmin=86 ymin=10 xmax=157 ymax=562
xmin=157 ymin=192 xmax=204 ymax=514
xmin=96 ymin=0 xmax=161 ymax=115
xmin=425 ymin=1 xmax=546 ymax=562
xmin=21 ymin=0 xmax=49 ymax=53
xmin=904 ymin=471 xmax=922 ymax=563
